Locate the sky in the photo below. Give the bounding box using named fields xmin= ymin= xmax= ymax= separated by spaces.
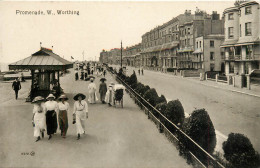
xmin=0 ymin=1 xmax=235 ymax=64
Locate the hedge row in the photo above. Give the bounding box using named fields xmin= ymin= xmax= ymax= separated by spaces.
xmin=109 ymin=66 xmax=260 ymax=168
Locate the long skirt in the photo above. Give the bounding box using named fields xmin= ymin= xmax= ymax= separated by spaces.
xmin=34 ymin=113 xmax=46 ymax=137
xmin=46 ymin=110 xmax=58 ymax=135
xmin=75 ymin=111 xmax=86 ymax=135
xmin=100 ymin=91 xmax=106 ymax=101
xmin=58 ymin=110 xmax=68 ymax=136
xmin=88 ymin=91 xmax=97 ymax=104
xmin=84 ymin=72 xmax=88 ymax=79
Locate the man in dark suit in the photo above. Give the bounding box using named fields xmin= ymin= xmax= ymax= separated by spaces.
xmin=12 ymin=78 xmax=21 ymax=100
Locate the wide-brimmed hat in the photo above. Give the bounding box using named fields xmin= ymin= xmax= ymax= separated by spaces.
xmin=100 ymin=78 xmax=106 ymax=82
xmin=46 ymin=94 xmax=55 ymax=100
xmin=32 ymin=96 xmax=45 ymax=103
xmin=58 ymin=94 xmax=68 ymax=101
xmin=73 ymin=93 xmax=86 ymax=100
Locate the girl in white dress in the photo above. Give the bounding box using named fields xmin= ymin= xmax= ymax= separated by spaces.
xmin=88 ymin=78 xmax=97 ymax=104
xmin=32 ymin=96 xmax=46 ymax=142
xmin=73 ymin=93 xmax=88 ymax=140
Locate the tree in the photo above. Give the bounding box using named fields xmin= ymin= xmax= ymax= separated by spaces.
xmin=157 ymin=94 xmax=167 ymax=105
xmin=155 ymin=102 xmax=167 ymax=118
xmin=180 ymin=109 xmax=216 ymax=164
xmin=223 ymin=133 xmax=260 ymax=168
xmin=143 ymin=88 xmax=159 ymax=107
xmin=127 ymin=71 xmax=138 ymax=88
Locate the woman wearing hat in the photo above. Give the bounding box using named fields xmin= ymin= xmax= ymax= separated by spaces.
xmin=32 ymin=96 xmax=46 ymax=142
xmin=105 ymin=83 xmax=114 ymax=106
xmin=73 ymin=93 xmax=88 ymax=140
xmin=88 ymin=78 xmax=97 ymax=104
xmin=45 ymin=94 xmax=58 ymax=140
xmin=99 ymin=78 xmax=107 ymax=104
xmin=57 ymin=94 xmax=70 ymax=138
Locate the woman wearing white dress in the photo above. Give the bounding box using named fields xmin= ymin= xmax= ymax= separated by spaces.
xmin=88 ymin=78 xmax=97 ymax=104
xmin=73 ymin=93 xmax=88 ymax=140
xmin=32 ymin=96 xmax=46 ymax=142
xmin=57 ymin=94 xmax=69 ymax=138
xmin=45 ymin=94 xmax=58 ymax=140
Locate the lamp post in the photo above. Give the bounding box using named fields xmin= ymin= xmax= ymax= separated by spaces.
xmin=121 ymin=40 xmax=122 ymax=68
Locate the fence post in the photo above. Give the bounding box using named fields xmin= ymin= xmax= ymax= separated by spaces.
xmin=147 ymin=111 xmax=150 ymax=119
xmin=216 ymin=74 xmax=218 ymax=82
xmin=247 ymin=75 xmax=251 ymax=90
xmin=205 ymin=73 xmax=208 ymax=80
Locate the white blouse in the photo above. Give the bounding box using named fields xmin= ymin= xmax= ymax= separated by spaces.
xmin=33 ymin=103 xmax=46 ymax=114
xmin=45 ymin=101 xmax=58 ymax=112
xmin=73 ymin=100 xmax=88 ymax=114
xmin=57 ymin=101 xmax=70 ymax=111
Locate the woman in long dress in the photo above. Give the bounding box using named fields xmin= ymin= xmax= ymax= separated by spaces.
xmin=73 ymin=93 xmax=88 ymax=140
xmin=99 ymin=78 xmax=107 ymax=104
xmin=32 ymin=96 xmax=46 ymax=142
xmin=88 ymin=78 xmax=97 ymax=104
xmin=57 ymin=94 xmax=69 ymax=138
xmin=105 ymin=83 xmax=114 ymax=106
xmin=45 ymin=94 xmax=58 ymax=140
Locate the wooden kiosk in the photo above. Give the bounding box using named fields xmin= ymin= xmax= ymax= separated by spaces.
xmin=9 ymin=47 xmax=73 ymax=101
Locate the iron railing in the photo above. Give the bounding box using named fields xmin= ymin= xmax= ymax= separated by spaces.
xmin=109 ymin=68 xmax=225 ymax=168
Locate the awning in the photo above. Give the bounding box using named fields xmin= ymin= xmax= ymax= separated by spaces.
xmin=193 ymin=48 xmax=203 ymax=54
xmin=9 ymin=47 xmax=73 ymax=70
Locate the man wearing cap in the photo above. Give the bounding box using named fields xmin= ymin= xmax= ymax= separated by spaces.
xmin=45 ymin=94 xmax=58 ymax=140
xmin=88 ymin=78 xmax=97 ymax=104
xmin=32 ymin=96 xmax=46 ymax=142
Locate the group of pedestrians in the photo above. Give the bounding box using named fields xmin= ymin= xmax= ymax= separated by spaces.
xmin=31 ymin=68 xmax=114 ymax=142
xmin=32 ymin=93 xmax=88 ymax=142
xmin=137 ymin=68 xmax=144 ymax=76
xmin=75 ymin=63 xmax=106 ymax=81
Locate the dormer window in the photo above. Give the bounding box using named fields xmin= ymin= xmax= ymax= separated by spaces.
xmin=245 ymin=7 xmax=252 ymax=15
xmin=228 ymin=13 xmax=234 ymax=20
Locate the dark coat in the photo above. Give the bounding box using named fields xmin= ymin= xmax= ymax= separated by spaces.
xmin=12 ymin=81 xmax=21 ymax=90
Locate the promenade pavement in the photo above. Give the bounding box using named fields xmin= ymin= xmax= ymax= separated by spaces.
xmin=0 ymin=69 xmax=190 ymax=168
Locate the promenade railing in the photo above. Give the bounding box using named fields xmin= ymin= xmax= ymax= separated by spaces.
xmin=108 ymin=68 xmax=225 ymax=168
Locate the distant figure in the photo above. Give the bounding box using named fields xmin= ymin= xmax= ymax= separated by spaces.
xmin=103 ymin=69 xmax=106 ymax=77
xmin=75 ymin=68 xmax=79 ymax=81
xmin=32 ymin=96 xmax=46 ymax=142
xmin=88 ymin=78 xmax=97 ymax=104
xmin=20 ymin=73 xmax=25 ymax=82
xmin=138 ymin=69 xmax=140 ymax=75
xmin=99 ymin=78 xmax=107 ymax=104
xmin=141 ymin=68 xmax=144 ymax=75
xmin=12 ymin=78 xmax=21 ymax=100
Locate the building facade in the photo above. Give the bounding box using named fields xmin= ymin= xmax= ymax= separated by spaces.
xmin=221 ymin=1 xmax=260 ymax=87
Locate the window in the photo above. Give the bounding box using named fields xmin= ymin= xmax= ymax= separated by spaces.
xmin=210 ymin=64 xmax=215 ymax=71
xmin=210 ymin=52 xmax=215 ymax=60
xmin=228 ymin=27 xmax=234 ymax=39
xmin=184 ymin=39 xmax=187 ymax=45
xmin=240 ymin=24 xmax=241 ymax=37
xmin=187 ymin=28 xmax=190 ymax=34
xmin=228 ymin=13 xmax=234 ymax=20
xmin=199 ymin=41 xmax=202 ymax=48
xmin=245 ymin=7 xmax=251 ymax=15
xmin=210 ymin=40 xmax=214 ymax=47
xmin=221 ymin=52 xmax=225 ymax=59
xmin=229 ymin=62 xmax=234 ymax=73
xmin=196 ymin=42 xmax=198 ymax=48
xmin=245 ymin=22 xmax=252 ymax=36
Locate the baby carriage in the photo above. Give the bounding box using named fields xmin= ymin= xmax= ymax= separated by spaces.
xmin=113 ymin=84 xmax=125 ymax=108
